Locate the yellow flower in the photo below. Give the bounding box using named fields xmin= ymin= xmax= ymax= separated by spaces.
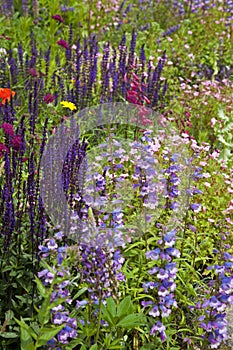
xmin=60 ymin=101 xmax=77 ymax=111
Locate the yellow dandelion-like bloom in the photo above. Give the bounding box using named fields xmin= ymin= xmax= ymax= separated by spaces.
xmin=60 ymin=101 xmax=77 ymax=111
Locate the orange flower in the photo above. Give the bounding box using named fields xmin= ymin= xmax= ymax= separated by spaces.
xmin=0 ymin=88 xmax=15 ymax=105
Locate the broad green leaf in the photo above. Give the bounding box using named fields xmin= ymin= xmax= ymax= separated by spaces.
xmin=0 ymin=332 xmax=18 ymax=338
xmin=101 ymin=304 xmax=114 ymax=325
xmin=14 ymin=318 xmax=37 ymax=340
xmin=117 ymin=296 xmax=134 ymax=319
xmin=106 ymin=297 xmax=117 ymax=318
xmin=37 ymin=325 xmax=64 ymax=347
xmin=49 ymin=297 xmax=67 ymax=311
xmin=20 ymin=327 xmax=35 ymax=350
xmin=89 ymin=344 xmax=98 ymax=350
xmin=116 ymin=313 xmax=146 ymax=328
xmin=34 ymin=277 xmax=47 ymax=297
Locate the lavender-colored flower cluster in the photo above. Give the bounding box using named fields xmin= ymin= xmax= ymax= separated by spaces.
xmin=76 ymin=244 xmax=125 ymax=305
xmin=38 ymin=232 xmax=77 ymax=348
xmin=194 ymin=250 xmax=233 ymax=348
xmin=142 ymin=227 xmax=179 ymax=342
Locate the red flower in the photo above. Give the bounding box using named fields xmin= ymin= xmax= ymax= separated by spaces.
xmin=52 ymin=14 xmax=64 ymax=23
xmin=43 ymin=93 xmax=55 ymax=104
xmin=1 ymin=123 xmax=15 ymax=136
xmin=126 ymin=90 xmax=142 ymax=105
xmin=57 ymin=39 xmax=69 ymax=50
xmin=0 ymin=88 xmax=15 ymax=105
xmin=10 ymin=135 xmax=22 ymax=151
xmin=0 ymin=143 xmax=9 ymax=158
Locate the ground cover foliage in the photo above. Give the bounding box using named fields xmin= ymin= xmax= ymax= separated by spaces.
xmin=1 ymin=1 xmax=233 ymax=349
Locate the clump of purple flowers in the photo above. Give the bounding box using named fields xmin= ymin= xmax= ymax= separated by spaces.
xmin=38 ymin=232 xmax=77 ymax=348
xmin=142 ymin=226 xmax=179 ymax=342
xmin=75 ymin=244 xmax=125 ymax=305
xmin=194 ymin=249 xmax=233 ymax=348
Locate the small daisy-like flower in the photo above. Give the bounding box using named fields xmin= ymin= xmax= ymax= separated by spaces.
xmin=60 ymin=101 xmax=77 ymax=111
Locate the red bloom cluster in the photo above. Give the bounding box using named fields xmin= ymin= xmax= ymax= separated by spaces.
xmin=0 ymin=122 xmax=22 ymax=157
xmin=52 ymin=14 xmax=64 ymax=23
xmin=10 ymin=135 xmax=22 ymax=151
xmin=28 ymin=68 xmax=38 ymax=77
xmin=1 ymin=122 xmax=14 ymax=136
xmin=43 ymin=93 xmax=55 ymax=104
xmin=57 ymin=39 xmax=69 ymax=50
xmin=126 ymin=72 xmax=150 ymax=106
xmin=125 ymin=71 xmax=152 ymax=126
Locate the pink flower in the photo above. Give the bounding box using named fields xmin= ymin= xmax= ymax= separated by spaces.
xmin=43 ymin=93 xmax=55 ymax=104
xmin=143 ymin=95 xmax=150 ymax=104
xmin=210 ymin=117 xmax=217 ymax=127
xmin=10 ymin=135 xmax=22 ymax=151
xmin=126 ymin=90 xmax=139 ymax=105
xmin=57 ymin=39 xmax=69 ymax=49
xmin=1 ymin=123 xmax=14 ymax=136
xmin=52 ymin=14 xmax=64 ymax=23
xmin=141 ymin=117 xmax=153 ymax=126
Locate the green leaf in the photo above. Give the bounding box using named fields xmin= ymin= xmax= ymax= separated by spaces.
xmin=0 ymin=332 xmax=18 ymax=338
xmin=49 ymin=297 xmax=67 ymax=311
xmin=20 ymin=327 xmax=35 ymax=350
xmin=14 ymin=318 xmax=37 ymax=340
xmin=72 ymin=287 xmax=88 ymax=300
xmin=106 ymin=297 xmax=117 ymax=318
xmin=66 ymin=338 xmax=86 ymax=349
xmin=89 ymin=344 xmax=98 ymax=350
xmin=35 ymin=277 xmax=47 ymax=297
xmin=117 ymin=296 xmax=134 ymax=319
xmin=37 ymin=325 xmax=64 ymax=347
xmin=116 ymin=313 xmax=146 ymax=328
xmin=101 ymin=304 xmax=114 ymax=325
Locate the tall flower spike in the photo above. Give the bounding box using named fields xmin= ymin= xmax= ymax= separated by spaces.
xmin=22 ymin=0 xmax=29 ymax=16
xmin=17 ymin=43 xmax=24 ymax=68
xmin=128 ymin=29 xmax=137 ymax=66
